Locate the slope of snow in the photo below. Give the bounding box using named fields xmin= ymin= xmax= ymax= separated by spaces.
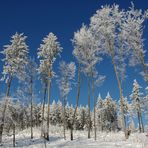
xmin=2 ymin=126 xmax=148 ymax=148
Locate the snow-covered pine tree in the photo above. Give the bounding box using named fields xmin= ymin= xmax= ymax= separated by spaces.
xmin=130 ymin=79 xmax=144 ymax=133
xmin=0 ymin=33 xmax=29 ymax=143
xmin=104 ymin=92 xmax=112 ymax=131
xmin=57 ymin=61 xmax=76 ymax=140
xmin=50 ymin=100 xmax=58 ymax=125
xmin=38 ymin=33 xmax=62 ymax=140
xmin=56 ymin=100 xmax=63 ymax=125
xmin=96 ymin=94 xmax=104 ymax=131
xmin=103 ymin=92 xmax=118 ymax=131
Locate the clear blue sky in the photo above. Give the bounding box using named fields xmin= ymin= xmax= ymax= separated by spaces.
xmin=0 ymin=0 xmax=147 ymax=107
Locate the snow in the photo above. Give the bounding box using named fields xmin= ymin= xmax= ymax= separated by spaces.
xmin=2 ymin=126 xmax=148 ymax=148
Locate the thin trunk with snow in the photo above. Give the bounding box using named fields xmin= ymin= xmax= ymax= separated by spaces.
xmin=0 ymin=75 xmax=13 ymax=143
xmin=70 ymin=64 xmax=81 ymax=141
xmin=46 ymin=78 xmax=51 ymax=141
xmin=88 ymin=76 xmax=91 ymax=139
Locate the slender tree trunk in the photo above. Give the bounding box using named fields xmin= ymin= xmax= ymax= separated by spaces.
xmin=70 ymin=128 xmax=73 ymax=141
xmin=100 ymin=114 xmax=103 ymax=132
xmin=92 ymin=72 xmax=96 ymax=140
xmin=139 ymin=103 xmax=144 ymax=133
xmin=140 ymin=113 xmax=144 ymax=133
xmin=71 ymin=64 xmax=81 ymax=141
xmin=63 ymin=97 xmax=66 ymax=140
xmin=124 ymin=115 xmax=126 ymax=130
xmin=41 ymin=84 xmax=47 ymax=137
xmin=137 ymin=111 xmax=142 ymax=132
xmin=138 ymin=102 xmax=144 ymax=133
xmin=21 ymin=109 xmax=24 ymax=130
xmin=0 ymin=75 xmax=13 ymax=143
xmin=30 ymin=79 xmax=33 ymax=139
xmin=111 ymin=56 xmax=126 ymax=138
xmin=8 ymin=123 xmax=12 ymax=134
xmin=137 ymin=101 xmax=144 ymax=133
xmin=46 ymin=79 xmax=51 ymax=141
xmin=13 ymin=124 xmax=15 ymax=147
xmin=107 ymin=39 xmax=127 ymax=138
xmin=88 ymin=76 xmax=91 ymax=139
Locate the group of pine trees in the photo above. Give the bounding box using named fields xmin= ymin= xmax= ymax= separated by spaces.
xmin=0 ymin=3 xmax=148 ymax=147
xmin=0 ymin=83 xmax=148 ymax=142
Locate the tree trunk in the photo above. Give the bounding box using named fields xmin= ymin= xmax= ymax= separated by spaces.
xmin=41 ymin=84 xmax=47 ymax=137
xmin=88 ymin=76 xmax=91 ymax=139
xmin=63 ymin=97 xmax=66 ymax=140
xmin=0 ymin=75 xmax=13 ymax=143
xmin=92 ymin=72 xmax=96 ymax=140
xmin=70 ymin=64 xmax=81 ymax=141
xmin=137 ymin=111 xmax=142 ymax=132
xmin=70 ymin=128 xmax=73 ymax=141
xmin=111 ymin=56 xmax=126 ymax=138
xmin=107 ymin=39 xmax=127 ymax=138
xmin=46 ymin=79 xmax=51 ymax=141
xmin=139 ymin=101 xmax=144 ymax=133
xmin=13 ymin=124 xmax=15 ymax=147
xmin=30 ymin=79 xmax=33 ymax=139
xmin=140 ymin=113 xmax=144 ymax=133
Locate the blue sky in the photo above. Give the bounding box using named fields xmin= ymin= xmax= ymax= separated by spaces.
xmin=0 ymin=0 xmax=147 ymax=107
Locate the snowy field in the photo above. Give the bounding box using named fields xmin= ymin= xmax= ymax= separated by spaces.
xmin=2 ymin=126 xmax=148 ymax=148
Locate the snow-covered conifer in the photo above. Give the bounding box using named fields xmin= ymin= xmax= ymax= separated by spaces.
xmin=2 ymin=33 xmax=29 ymax=83
xmin=0 ymin=33 xmax=29 ymax=143
xmin=130 ymin=79 xmax=144 ymax=132
xmin=37 ymin=32 xmax=62 ymax=140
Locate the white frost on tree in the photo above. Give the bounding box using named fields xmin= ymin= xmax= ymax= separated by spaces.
xmin=130 ymin=79 xmax=144 ymax=133
xmin=57 ymin=61 xmax=76 ymax=139
xmin=57 ymin=61 xmax=76 ymax=98
xmin=37 ymin=32 xmax=62 ymax=140
xmin=1 ymin=32 xmax=29 ymax=82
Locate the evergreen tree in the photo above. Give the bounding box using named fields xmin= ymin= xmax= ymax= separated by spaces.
xmin=0 ymin=33 xmax=29 ymax=143
xmin=130 ymin=79 xmax=144 ymax=132
xmin=38 ymin=33 xmax=62 ymax=140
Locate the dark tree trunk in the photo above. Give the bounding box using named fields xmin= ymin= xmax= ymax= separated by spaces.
xmin=88 ymin=76 xmax=91 ymax=139
xmin=137 ymin=111 xmax=142 ymax=133
xmin=140 ymin=114 xmax=144 ymax=133
xmin=139 ymin=103 xmax=144 ymax=133
xmin=0 ymin=75 xmax=13 ymax=143
xmin=70 ymin=128 xmax=73 ymax=141
xmin=63 ymin=97 xmax=66 ymax=140
xmin=46 ymin=79 xmax=51 ymax=141
xmin=13 ymin=124 xmax=15 ymax=147
xmin=30 ymin=79 xmax=33 ymax=139
xmin=41 ymin=84 xmax=47 ymax=137
xmin=111 ymin=55 xmax=126 ymax=138
xmin=92 ymin=71 xmax=96 ymax=140
xmin=70 ymin=64 xmax=81 ymax=141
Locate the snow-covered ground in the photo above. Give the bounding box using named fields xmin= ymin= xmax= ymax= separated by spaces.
xmin=2 ymin=126 xmax=148 ymax=148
